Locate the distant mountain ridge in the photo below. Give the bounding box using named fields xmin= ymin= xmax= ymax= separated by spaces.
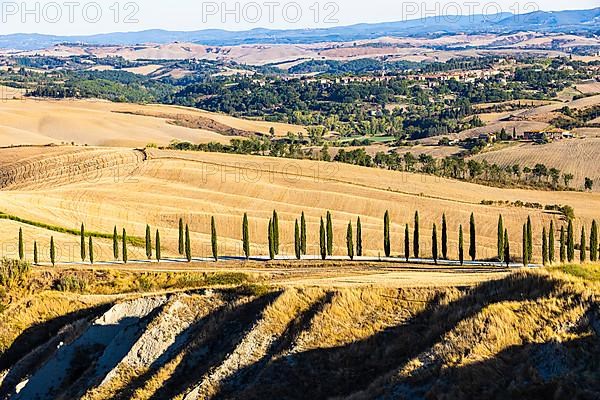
xmin=1 ymin=7 xmax=599 ymax=51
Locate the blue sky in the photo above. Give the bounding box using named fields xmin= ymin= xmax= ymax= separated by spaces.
xmin=0 ymin=0 xmax=598 ymax=35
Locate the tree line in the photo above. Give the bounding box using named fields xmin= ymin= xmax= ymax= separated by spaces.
xmin=16 ymin=212 xmax=600 ymax=267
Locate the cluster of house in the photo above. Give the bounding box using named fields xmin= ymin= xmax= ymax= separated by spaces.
xmin=473 ymin=128 xmax=575 ymax=145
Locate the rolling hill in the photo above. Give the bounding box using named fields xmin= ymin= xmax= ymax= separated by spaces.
xmin=0 ymin=145 xmax=597 ymax=264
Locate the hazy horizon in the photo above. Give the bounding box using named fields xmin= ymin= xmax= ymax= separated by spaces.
xmin=0 ymin=0 xmax=598 ymax=36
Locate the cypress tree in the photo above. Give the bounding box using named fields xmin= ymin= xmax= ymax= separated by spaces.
xmin=497 ymin=215 xmax=504 ymax=262
xmin=404 ymin=224 xmax=410 ymax=262
xmin=469 ymin=213 xmax=476 ymax=261
xmin=122 ymin=228 xmax=128 ymax=264
xmin=145 ymin=224 xmax=152 ymax=259
xmin=549 ymin=221 xmax=555 ymax=264
xmin=458 ymin=225 xmax=464 ymax=266
xmin=560 ymin=226 xmax=566 ymax=263
xmin=504 ymin=229 xmax=510 ymax=267
xmin=268 ymin=219 xmax=275 ymax=260
xmin=414 ymin=211 xmax=420 ymax=258
xmin=295 ymin=220 xmax=301 ymax=260
xmin=441 ymin=213 xmax=448 ymax=260
xmin=300 ymin=212 xmax=307 ymax=255
xmin=178 ymin=218 xmax=184 ymax=255
xmin=113 ymin=226 xmax=119 ymax=260
xmin=542 ymin=227 xmax=548 ymax=266
xmin=522 ymin=224 xmax=528 ymax=267
xmin=50 ymin=236 xmax=56 ymax=266
xmin=18 ymin=228 xmax=24 ymax=261
xmin=527 ymin=216 xmax=533 ymax=262
xmin=356 ymin=217 xmax=363 ymax=257
xmin=89 ymin=237 xmax=94 ymax=265
xmin=242 ymin=213 xmax=250 ymax=260
xmin=155 ymin=230 xmax=161 ymax=262
xmin=320 ymin=217 xmax=327 ymax=260
xmin=185 ymin=224 xmax=191 ymax=262
xmin=383 ymin=211 xmax=391 ymax=257
xmin=211 ymin=217 xmax=218 ymax=261
xmin=273 ymin=210 xmax=280 ymax=255
xmin=567 ymin=219 xmax=575 ymax=262
xmin=33 ymin=241 xmax=38 ymax=266
xmin=590 ymin=220 xmax=598 ymax=262
xmin=326 ymin=211 xmax=333 ymax=256
xmin=580 ymin=226 xmax=586 ymax=263
xmin=432 ymin=224 xmax=438 ymax=265
xmin=80 ymin=223 xmax=86 ymax=262
xmin=347 ymin=221 xmax=354 ymax=260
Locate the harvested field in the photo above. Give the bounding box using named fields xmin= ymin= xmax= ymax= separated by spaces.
xmin=1 ymin=146 xmax=598 ymax=265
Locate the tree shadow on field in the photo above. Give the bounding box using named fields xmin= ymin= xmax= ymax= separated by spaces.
xmin=214 ymin=273 xmax=573 ymax=400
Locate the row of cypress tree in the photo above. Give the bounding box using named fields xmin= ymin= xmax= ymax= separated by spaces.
xmin=18 ymin=214 xmax=600 ymax=266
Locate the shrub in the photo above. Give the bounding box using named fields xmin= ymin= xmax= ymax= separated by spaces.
xmin=0 ymin=258 xmax=30 ymax=288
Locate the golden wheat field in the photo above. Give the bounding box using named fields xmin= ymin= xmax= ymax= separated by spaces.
xmin=471 ymin=136 xmax=600 ymax=191
xmin=0 ymin=145 xmax=598 ymax=264
xmin=0 ymin=99 xmax=304 ymax=148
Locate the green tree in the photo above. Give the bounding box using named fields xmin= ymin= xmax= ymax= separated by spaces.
xmin=295 ymin=220 xmax=301 ymax=260
xmin=469 ymin=213 xmax=476 ymax=261
xmin=146 ymin=224 xmax=152 ymax=259
xmin=50 ymin=236 xmax=56 ymax=266
xmin=273 ymin=210 xmax=280 ymax=255
xmin=580 ymin=226 xmax=586 ymax=263
xmin=549 ymin=221 xmax=555 ymax=264
xmin=326 ymin=211 xmax=333 ymax=256
xmin=458 ymin=225 xmax=464 ymax=266
xmin=504 ymin=229 xmax=510 ymax=267
xmin=122 ymin=228 xmax=128 ymax=264
xmin=155 ymin=230 xmax=161 ymax=262
xmin=356 ymin=217 xmax=363 ymax=257
xmin=80 ymin=223 xmax=86 ymax=262
xmin=185 ymin=224 xmax=192 ymax=262
xmin=18 ymin=228 xmax=24 ymax=261
xmin=441 ymin=213 xmax=448 ymax=260
xmin=89 ymin=237 xmax=94 ymax=265
xmin=413 ymin=211 xmax=420 ymax=258
xmin=242 ymin=213 xmax=250 ymax=260
xmin=383 ymin=211 xmax=391 ymax=257
xmin=527 ymin=216 xmax=533 ymax=262
xmin=560 ymin=226 xmax=566 ymax=263
xmin=211 ymin=217 xmax=218 ymax=261
xmin=432 ymin=224 xmax=438 ymax=264
xmin=542 ymin=227 xmax=548 ymax=266
xmin=178 ymin=218 xmax=184 ymax=255
xmin=320 ymin=217 xmax=327 ymax=260
xmin=567 ymin=219 xmax=575 ymax=262
xmin=590 ymin=220 xmax=598 ymax=262
xmin=268 ymin=219 xmax=275 ymax=260
xmin=497 ymin=215 xmax=504 ymax=262
xmin=301 ymin=212 xmax=307 ymax=255
xmin=113 ymin=226 xmax=119 ymax=260
xmin=522 ymin=224 xmax=528 ymax=267
xmin=404 ymin=224 xmax=410 ymax=262
xmin=33 ymin=241 xmax=38 ymax=265
xmin=347 ymin=221 xmax=354 ymax=260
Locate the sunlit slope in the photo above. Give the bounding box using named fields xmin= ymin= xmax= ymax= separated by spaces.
xmin=0 ymin=99 xmax=305 ymax=148
xmin=0 ymin=146 xmax=597 ymax=263
xmin=0 ymin=271 xmax=597 ymax=399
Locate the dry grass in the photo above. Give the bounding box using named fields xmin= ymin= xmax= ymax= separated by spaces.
xmin=0 ymin=99 xmax=304 ymax=147
xmin=471 ymin=137 xmax=600 ymax=191
xmin=0 ymin=146 xmax=598 ymax=265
